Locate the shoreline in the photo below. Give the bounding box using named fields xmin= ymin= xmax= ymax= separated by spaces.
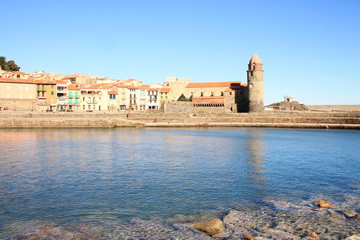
xmin=6 ymin=197 xmax=360 ymax=240
xmin=1 ymin=111 xmax=360 ymax=130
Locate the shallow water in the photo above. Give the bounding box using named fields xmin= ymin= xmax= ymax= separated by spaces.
xmin=0 ymin=128 xmax=359 ymax=238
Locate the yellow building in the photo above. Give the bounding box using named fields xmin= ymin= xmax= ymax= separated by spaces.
xmin=159 ymin=88 xmax=171 ymax=103
xmin=35 ymin=80 xmax=57 ymax=111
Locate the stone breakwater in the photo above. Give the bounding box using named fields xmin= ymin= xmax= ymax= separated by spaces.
xmin=9 ymin=198 xmax=360 ymax=240
xmin=1 ymin=111 xmax=360 ymax=129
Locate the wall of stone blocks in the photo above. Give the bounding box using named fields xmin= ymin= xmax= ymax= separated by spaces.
xmin=0 ymin=99 xmax=38 ymax=111
xmin=307 ymin=105 xmax=360 ymax=112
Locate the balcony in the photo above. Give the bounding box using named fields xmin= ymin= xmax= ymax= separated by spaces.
xmin=87 ymin=100 xmax=98 ymax=104
xmin=57 ymin=97 xmax=68 ymax=105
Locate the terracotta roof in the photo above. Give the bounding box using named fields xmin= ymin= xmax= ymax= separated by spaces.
xmin=160 ymin=88 xmax=170 ymax=93
xmin=108 ymin=91 xmax=118 ymax=95
xmin=0 ymin=78 xmax=36 ymax=84
xmin=139 ymin=85 xmax=150 ymax=89
xmin=186 ymin=81 xmax=242 ymax=88
xmin=192 ymin=96 xmax=225 ymax=105
xmin=35 ymin=80 xmax=56 ymax=84
xmin=56 ymin=80 xmax=68 ymax=85
xmin=68 ymin=84 xmax=81 ymax=90
xmin=14 ymin=71 xmax=30 ymax=75
xmin=81 ymin=83 xmax=115 ymax=90
xmin=147 ymin=88 xmax=160 ymax=91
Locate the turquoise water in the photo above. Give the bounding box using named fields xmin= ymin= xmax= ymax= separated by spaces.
xmin=0 ymin=128 xmax=359 ymax=238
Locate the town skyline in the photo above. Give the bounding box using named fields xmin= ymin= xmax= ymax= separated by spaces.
xmin=2 ymin=0 xmax=359 ymax=105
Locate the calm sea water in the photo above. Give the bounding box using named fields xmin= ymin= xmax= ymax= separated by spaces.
xmin=0 ymin=128 xmax=359 ymax=238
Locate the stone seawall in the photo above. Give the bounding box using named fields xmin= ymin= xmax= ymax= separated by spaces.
xmin=0 ymin=111 xmax=360 ymax=129
xmin=307 ymin=105 xmax=360 ymax=112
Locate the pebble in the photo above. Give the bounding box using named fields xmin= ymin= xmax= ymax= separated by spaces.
xmin=8 ymin=199 xmax=360 ymax=240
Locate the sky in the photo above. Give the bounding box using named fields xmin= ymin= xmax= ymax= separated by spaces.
xmin=2 ymin=0 xmax=359 ymax=105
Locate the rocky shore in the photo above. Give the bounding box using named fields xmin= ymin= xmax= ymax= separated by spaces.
xmin=8 ymin=198 xmax=360 ymax=240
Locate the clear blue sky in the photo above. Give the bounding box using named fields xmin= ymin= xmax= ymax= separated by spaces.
xmin=2 ymin=0 xmax=359 ymax=105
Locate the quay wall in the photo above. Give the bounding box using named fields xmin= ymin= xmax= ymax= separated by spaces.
xmin=307 ymin=105 xmax=360 ymax=112
xmin=0 ymin=111 xmax=360 ymax=129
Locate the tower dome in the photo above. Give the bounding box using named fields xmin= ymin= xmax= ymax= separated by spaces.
xmin=249 ymin=55 xmax=262 ymax=64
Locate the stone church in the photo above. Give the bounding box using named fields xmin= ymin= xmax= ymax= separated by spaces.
xmin=164 ymin=55 xmax=264 ymax=113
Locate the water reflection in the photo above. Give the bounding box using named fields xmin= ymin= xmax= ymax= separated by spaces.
xmin=245 ymin=129 xmax=266 ymax=202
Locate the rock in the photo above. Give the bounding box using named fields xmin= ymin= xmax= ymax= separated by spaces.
xmin=310 ymin=232 xmax=319 ymax=238
xmin=244 ymin=235 xmax=257 ymax=240
xmin=212 ymin=231 xmax=231 ymax=239
xmin=38 ymin=226 xmax=53 ymax=230
xmin=344 ymin=234 xmax=360 ymax=240
xmin=193 ymin=218 xmax=223 ymax=236
xmin=340 ymin=210 xmax=358 ymax=218
xmin=315 ymin=200 xmax=336 ymax=208
xmin=353 ymin=213 xmax=360 ymax=220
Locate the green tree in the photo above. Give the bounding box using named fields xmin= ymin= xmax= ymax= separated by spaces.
xmin=0 ymin=56 xmax=21 ymax=71
xmin=0 ymin=56 xmax=6 ymax=70
xmin=7 ymin=60 xmax=20 ymax=71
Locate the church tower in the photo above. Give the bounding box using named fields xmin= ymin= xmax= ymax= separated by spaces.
xmin=247 ymin=55 xmax=264 ymax=112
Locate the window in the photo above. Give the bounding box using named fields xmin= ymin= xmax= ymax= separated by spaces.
xmin=51 ymin=85 xmax=54 ymax=89
xmin=201 ymin=92 xmax=203 ymax=97
xmin=51 ymin=91 xmax=54 ymax=95
xmin=83 ymin=105 xmax=85 ymax=110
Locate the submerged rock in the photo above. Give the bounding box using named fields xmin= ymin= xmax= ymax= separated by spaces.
xmin=244 ymin=235 xmax=257 ymax=240
xmin=315 ymin=200 xmax=336 ymax=208
xmin=344 ymin=234 xmax=360 ymax=240
xmin=310 ymin=232 xmax=319 ymax=238
xmin=192 ymin=218 xmax=223 ymax=236
xmin=353 ymin=213 xmax=360 ymax=220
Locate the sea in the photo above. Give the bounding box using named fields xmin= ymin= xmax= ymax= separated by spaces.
xmin=0 ymin=128 xmax=359 ymax=238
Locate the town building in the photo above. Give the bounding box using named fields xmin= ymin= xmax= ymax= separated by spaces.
xmin=67 ymin=84 xmax=81 ymax=111
xmin=56 ymin=80 xmax=68 ymax=111
xmin=36 ymin=80 xmax=57 ymax=111
xmin=163 ymin=77 xmax=191 ymax=101
xmin=0 ymin=78 xmax=37 ymax=111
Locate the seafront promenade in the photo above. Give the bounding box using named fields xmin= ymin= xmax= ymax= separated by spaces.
xmin=1 ymin=111 xmax=360 ymax=129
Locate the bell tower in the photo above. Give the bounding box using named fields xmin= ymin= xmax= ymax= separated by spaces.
xmin=247 ymin=55 xmax=264 ymax=112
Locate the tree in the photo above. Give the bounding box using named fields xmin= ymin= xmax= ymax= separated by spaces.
xmin=0 ymin=57 xmax=6 ymax=70
xmin=0 ymin=56 xmax=21 ymax=71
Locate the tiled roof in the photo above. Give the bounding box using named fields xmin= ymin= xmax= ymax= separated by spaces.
xmin=0 ymin=78 xmax=36 ymax=84
xmin=147 ymin=88 xmax=160 ymax=91
xmin=14 ymin=71 xmax=30 ymax=75
xmin=186 ymin=81 xmax=242 ymax=88
xmin=108 ymin=90 xmax=118 ymax=95
xmin=160 ymin=88 xmax=170 ymax=93
xmin=56 ymin=80 xmax=68 ymax=85
xmin=139 ymin=85 xmax=150 ymax=89
xmin=67 ymin=84 xmax=81 ymax=90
